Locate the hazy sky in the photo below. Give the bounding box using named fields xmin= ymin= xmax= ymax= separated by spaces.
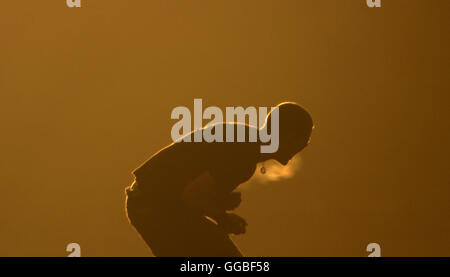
xmin=0 ymin=0 xmax=449 ymax=256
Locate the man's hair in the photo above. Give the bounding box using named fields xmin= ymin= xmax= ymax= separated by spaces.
xmin=267 ymin=102 xmax=313 ymax=144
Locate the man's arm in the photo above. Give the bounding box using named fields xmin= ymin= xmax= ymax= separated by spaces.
xmin=182 ymin=171 xmax=227 ymax=220
xmin=181 ymin=171 xmax=247 ymax=234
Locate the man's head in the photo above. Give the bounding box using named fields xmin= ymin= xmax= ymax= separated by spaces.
xmin=264 ymin=102 xmax=313 ymax=165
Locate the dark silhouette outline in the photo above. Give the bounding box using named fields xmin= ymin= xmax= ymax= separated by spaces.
xmin=125 ymin=102 xmax=313 ymax=256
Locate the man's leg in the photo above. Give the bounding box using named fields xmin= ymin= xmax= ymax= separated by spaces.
xmin=127 ymin=198 xmax=242 ymax=256
xmin=171 ymin=213 xmax=243 ymax=257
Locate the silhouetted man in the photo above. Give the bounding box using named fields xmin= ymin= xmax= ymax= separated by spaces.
xmin=125 ymin=102 xmax=313 ymax=256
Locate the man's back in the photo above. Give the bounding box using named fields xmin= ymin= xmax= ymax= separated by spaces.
xmin=132 ymin=123 xmax=261 ymax=204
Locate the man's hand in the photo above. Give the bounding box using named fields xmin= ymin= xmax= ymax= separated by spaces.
xmin=218 ymin=213 xmax=248 ymax=235
xmin=221 ymin=192 xmax=242 ymax=211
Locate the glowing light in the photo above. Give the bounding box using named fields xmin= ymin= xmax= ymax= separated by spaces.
xmin=240 ymin=153 xmax=303 ymax=190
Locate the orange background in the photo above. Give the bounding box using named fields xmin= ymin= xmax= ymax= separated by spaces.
xmin=0 ymin=0 xmax=449 ymax=256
